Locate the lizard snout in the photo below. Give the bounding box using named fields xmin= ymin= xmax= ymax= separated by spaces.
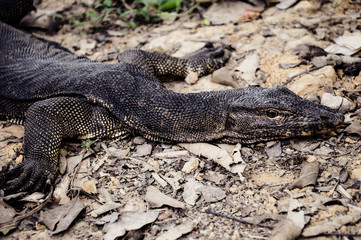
xmin=319 ymin=111 xmax=344 ymax=128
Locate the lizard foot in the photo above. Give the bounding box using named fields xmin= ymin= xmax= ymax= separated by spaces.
xmin=0 ymin=159 xmax=56 ymax=194
xmin=184 ymin=42 xmax=232 ymax=78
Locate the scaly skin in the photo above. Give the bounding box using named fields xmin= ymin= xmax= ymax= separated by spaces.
xmin=0 ymin=2 xmax=344 ymax=194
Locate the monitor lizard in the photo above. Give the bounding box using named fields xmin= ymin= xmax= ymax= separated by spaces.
xmin=0 ymin=1 xmax=344 ymax=194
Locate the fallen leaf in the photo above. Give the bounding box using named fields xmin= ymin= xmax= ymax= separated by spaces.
xmin=314 ymin=146 xmax=333 ymax=155
xmin=270 ymin=218 xmax=303 ymax=240
xmin=179 ymin=143 xmax=233 ymax=170
xmin=156 ymin=220 xmax=197 ymax=240
xmin=103 ymin=211 xmax=159 ymax=240
xmin=90 ymin=202 xmax=122 ymax=217
xmin=1 ymin=125 xmax=24 ymax=138
xmin=199 ymin=185 xmax=226 ymax=203
xmin=19 ymin=192 xmax=45 ymax=202
xmin=95 ymin=212 xmax=119 ymax=226
xmin=302 ymin=209 xmax=361 ymax=237
xmin=0 ymin=204 xmax=15 ymax=225
xmin=235 ymin=52 xmax=260 ymax=86
xmin=265 ymin=141 xmax=282 ymax=158
xmin=325 ymin=35 xmax=361 ymax=56
xmin=154 ymin=150 xmax=189 ymax=159
xmin=290 ymin=161 xmax=319 ymax=189
xmin=182 ymin=178 xmax=204 ymax=205
xmin=290 ymin=141 xmax=321 ymax=152
xmin=345 ymin=120 xmax=361 ymax=136
xmin=211 ymin=68 xmax=239 ymax=88
xmin=120 ymin=197 xmax=148 ymax=213
xmin=145 ymin=186 xmax=185 ymax=209
xmin=182 ymin=158 xmax=199 ymax=173
xmin=81 ymin=178 xmax=97 ymax=194
xmin=152 ymin=173 xmax=168 ymax=187
xmin=182 ymin=179 xmax=226 ymax=205
xmin=40 ymin=196 xmax=85 ymax=234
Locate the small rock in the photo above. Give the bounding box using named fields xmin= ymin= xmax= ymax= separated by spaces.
xmin=135 ymin=144 xmax=152 ymax=156
xmin=133 ymin=136 xmax=146 ymax=145
xmin=182 ymin=158 xmax=199 ymax=173
xmin=321 ymin=93 xmax=353 ymax=113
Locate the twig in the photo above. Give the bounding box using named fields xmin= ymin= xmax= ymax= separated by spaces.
xmin=205 ymin=209 xmax=274 ymax=229
xmin=281 ymin=65 xmax=326 ymax=87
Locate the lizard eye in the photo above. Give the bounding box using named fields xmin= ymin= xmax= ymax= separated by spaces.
xmin=266 ymin=109 xmax=279 ymax=118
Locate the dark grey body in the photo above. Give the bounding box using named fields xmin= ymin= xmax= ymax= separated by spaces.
xmin=0 ymin=3 xmax=343 ymax=193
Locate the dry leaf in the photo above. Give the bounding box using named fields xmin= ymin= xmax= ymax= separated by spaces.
xmin=290 ymin=161 xmax=319 ymax=189
xmin=182 ymin=179 xmax=226 ymax=205
xmin=90 ymin=202 xmax=122 ymax=217
xmin=1 ymin=125 xmax=24 ymax=138
xmin=81 ymin=178 xmax=97 ymax=194
xmin=235 ymin=52 xmax=260 ymax=86
xmin=103 ymin=211 xmax=159 ymax=240
xmin=199 ymin=185 xmax=226 ymax=203
xmin=156 ymin=220 xmax=197 ymax=240
xmin=145 ymin=186 xmax=185 ymax=209
xmin=182 ymin=179 xmax=204 ymax=205
xmin=19 ymin=192 xmax=45 ymax=202
xmin=40 ymin=196 xmax=85 ymax=234
xmin=179 ymin=143 xmax=233 ymax=170
xmin=270 ymin=218 xmax=302 ymax=240
xmin=182 ymin=158 xmax=199 ymax=173
xmin=302 ymin=209 xmax=361 ymax=237
xmin=345 ymin=120 xmax=361 ymax=136
xmin=0 ymin=204 xmax=16 ymax=227
xmin=265 ymin=141 xmax=282 ymax=158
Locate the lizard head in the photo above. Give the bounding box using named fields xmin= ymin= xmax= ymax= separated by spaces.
xmin=222 ymin=87 xmax=344 ymax=143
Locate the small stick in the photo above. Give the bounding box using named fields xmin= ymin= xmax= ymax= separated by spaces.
xmin=205 ymin=209 xmax=274 ymax=229
xmin=281 ymin=65 xmax=326 ymax=87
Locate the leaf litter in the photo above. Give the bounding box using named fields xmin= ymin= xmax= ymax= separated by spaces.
xmin=0 ymin=0 xmax=361 ymax=239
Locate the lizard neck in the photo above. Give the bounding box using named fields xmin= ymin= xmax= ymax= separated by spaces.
xmin=117 ymin=88 xmax=245 ymax=143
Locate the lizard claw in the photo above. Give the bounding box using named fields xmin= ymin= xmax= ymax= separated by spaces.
xmin=0 ymin=159 xmax=56 ymax=194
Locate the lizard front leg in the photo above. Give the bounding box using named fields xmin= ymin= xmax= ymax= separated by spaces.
xmin=118 ymin=42 xmax=231 ymax=82
xmin=0 ymin=97 xmax=123 ymax=194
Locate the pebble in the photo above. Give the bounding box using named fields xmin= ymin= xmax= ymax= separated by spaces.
xmin=321 ymin=93 xmax=353 ymax=113
xmin=135 ymin=144 xmax=152 ymax=156
xmin=133 ymin=136 xmax=146 ymax=145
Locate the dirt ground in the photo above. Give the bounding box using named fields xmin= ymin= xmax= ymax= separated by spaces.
xmin=1 ymin=0 xmax=361 ymax=239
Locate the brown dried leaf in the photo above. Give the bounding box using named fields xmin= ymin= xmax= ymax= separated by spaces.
xmin=290 ymin=161 xmax=319 ymax=189
xmin=103 ymin=211 xmax=159 ymax=240
xmin=81 ymin=178 xmax=97 ymax=194
xmin=40 ymin=196 xmax=84 ymax=234
xmin=302 ymin=209 xmax=361 ymax=237
xmin=179 ymin=143 xmax=233 ymax=170
xmin=145 ymin=186 xmax=185 ymax=209
xmin=156 ymin=220 xmax=197 ymax=240
xmin=0 ymin=203 xmax=16 ymax=226
xmin=345 ymin=120 xmax=361 ymax=136
xmin=1 ymin=125 xmax=24 ymax=138
xmin=265 ymin=141 xmax=282 ymax=158
xmin=270 ymin=218 xmax=302 ymax=240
